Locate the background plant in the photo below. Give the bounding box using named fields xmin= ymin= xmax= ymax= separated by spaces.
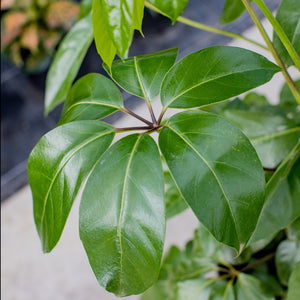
xmin=27 ymin=0 xmax=300 ymax=298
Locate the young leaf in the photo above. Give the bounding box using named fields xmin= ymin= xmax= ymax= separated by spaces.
xmin=147 ymin=0 xmax=189 ymax=24
xmin=275 ymin=240 xmax=300 ymax=285
xmin=161 ymin=46 xmax=280 ymax=109
xmin=159 ymin=111 xmax=265 ymax=251
xmin=27 ymin=121 xmax=115 ymax=252
xmin=58 ymin=73 xmax=123 ymax=125
xmin=45 ymin=13 xmax=93 ymax=114
xmin=79 ymin=0 xmax=93 ymax=20
xmin=80 ymin=134 xmax=165 ymax=296
xmin=92 ymin=0 xmax=116 ymax=67
xmin=287 ymin=261 xmax=300 ymax=300
xmin=273 ymin=0 xmax=300 ymax=67
xmin=235 ymin=273 xmax=275 ymax=300
xmin=103 ymin=48 xmax=179 ymax=101
xmin=94 ymin=0 xmax=144 ymax=59
xmin=220 ymin=0 xmax=251 ymax=24
xmin=221 ymin=110 xmax=300 ymax=169
xmin=250 ymin=142 xmax=300 ymax=244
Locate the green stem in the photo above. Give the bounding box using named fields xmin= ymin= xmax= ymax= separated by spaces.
xmin=253 ymin=0 xmax=300 ymax=71
xmin=144 ymin=1 xmax=268 ymax=51
xmin=115 ymin=125 xmax=152 ymax=132
xmin=241 ymin=0 xmax=300 ymax=105
xmin=240 ymin=252 xmax=275 ymax=272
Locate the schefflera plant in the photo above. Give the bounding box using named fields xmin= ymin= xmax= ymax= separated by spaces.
xmin=28 ymin=46 xmax=281 ymax=296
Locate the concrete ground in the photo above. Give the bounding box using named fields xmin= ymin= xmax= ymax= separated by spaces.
xmin=2 ymin=18 xmax=299 ymax=300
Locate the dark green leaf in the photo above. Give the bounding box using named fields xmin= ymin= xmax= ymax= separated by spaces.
xmin=28 ymin=121 xmax=115 ymax=252
xmin=221 ymin=110 xmax=300 ymax=169
xmin=159 ymin=111 xmax=265 ymax=251
xmin=92 ymin=0 xmax=116 ymax=67
xmin=220 ymin=0 xmax=251 ymax=24
xmin=80 ymin=134 xmax=165 ymax=296
xmin=280 ymin=79 xmax=300 ymax=108
xmin=288 ymin=217 xmax=300 ymax=240
xmin=273 ymin=0 xmax=300 ymax=67
xmin=250 ymin=142 xmax=300 ymax=244
xmin=161 ymin=46 xmax=280 ymax=109
xmin=45 ymin=13 xmax=93 ymax=114
xmin=287 ymin=261 xmax=300 ymax=300
xmin=104 ymin=48 xmax=178 ymax=101
xmin=163 ymin=158 xmax=188 ymax=219
xmin=276 ymin=240 xmax=300 ymax=285
xmin=147 ymin=0 xmax=188 ymax=24
xmin=235 ymin=273 xmax=275 ymax=300
xmin=58 ymin=73 xmax=123 ymax=125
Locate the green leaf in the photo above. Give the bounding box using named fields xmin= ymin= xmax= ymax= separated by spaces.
xmin=163 ymin=158 xmax=188 ymax=219
xmin=58 ymin=73 xmax=123 ymax=125
xmin=92 ymin=0 xmax=116 ymax=67
xmin=79 ymin=0 xmax=93 ymax=20
xmin=209 ymin=280 xmax=235 ymax=300
xmin=221 ymin=110 xmax=300 ymax=169
xmin=287 ymin=261 xmax=300 ymax=300
xmin=250 ymin=142 xmax=300 ymax=244
xmin=27 ymin=121 xmax=115 ymax=252
xmin=94 ymin=0 xmax=144 ymax=59
xmin=147 ymin=0 xmax=188 ymax=24
xmin=235 ymin=273 xmax=275 ymax=300
xmin=276 ymin=240 xmax=300 ymax=285
xmin=159 ymin=111 xmax=265 ymax=251
xmin=288 ymin=217 xmax=300 ymax=240
xmin=280 ymin=79 xmax=300 ymax=108
xmin=45 ymin=13 xmax=93 ymax=114
xmin=79 ymin=134 xmax=165 ymax=296
xmin=161 ymin=46 xmax=280 ymax=109
xmin=220 ymin=0 xmax=251 ymax=24
xmin=273 ymin=0 xmax=300 ymax=67
xmin=104 ymin=48 xmax=179 ymax=101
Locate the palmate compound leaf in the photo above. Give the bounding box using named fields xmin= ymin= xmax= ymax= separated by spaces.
xmin=161 ymin=46 xmax=281 ymax=109
xmin=80 ymin=133 xmax=165 ymax=296
xmin=103 ymin=48 xmax=179 ymax=102
xmin=27 ymin=121 xmax=115 ymax=252
xmin=159 ymin=111 xmax=265 ymax=252
xmin=45 ymin=12 xmax=93 ymax=114
xmin=58 ymin=73 xmax=123 ymax=125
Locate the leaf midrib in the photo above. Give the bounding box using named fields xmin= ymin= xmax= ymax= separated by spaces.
xmin=39 ymin=129 xmax=114 ymax=231
xmin=166 ymin=124 xmax=240 ymax=242
xmin=64 ymin=100 xmax=121 ymax=114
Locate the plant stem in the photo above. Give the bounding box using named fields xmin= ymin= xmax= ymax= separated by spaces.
xmin=115 ymin=126 xmax=152 ymax=132
xmin=241 ymin=0 xmax=300 ymax=105
xmin=253 ymin=0 xmax=300 ymax=71
xmin=119 ymin=107 xmax=153 ymax=126
xmin=240 ymin=252 xmax=275 ymax=272
xmin=144 ymin=1 xmax=268 ymax=51
xmin=147 ymin=100 xmax=158 ymax=125
xmin=158 ymin=107 xmax=167 ymax=124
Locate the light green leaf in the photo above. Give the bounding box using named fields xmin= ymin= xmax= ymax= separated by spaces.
xmin=250 ymin=142 xmax=300 ymax=244
xmin=58 ymin=73 xmax=123 ymax=125
xmin=235 ymin=273 xmax=275 ymax=300
xmin=161 ymin=46 xmax=280 ymax=109
xmin=92 ymin=0 xmax=116 ymax=68
xmin=276 ymin=240 xmax=300 ymax=285
xmin=273 ymin=0 xmax=300 ymax=67
xmin=147 ymin=0 xmax=188 ymax=24
xmin=287 ymin=261 xmax=300 ymax=300
xmin=79 ymin=0 xmax=93 ymax=20
xmin=104 ymin=48 xmax=178 ymax=101
xmin=209 ymin=280 xmax=235 ymax=300
xmin=80 ymin=134 xmax=165 ymax=296
xmin=221 ymin=109 xmax=300 ymax=169
xmin=133 ymin=0 xmax=144 ymax=33
xmin=220 ymin=0 xmax=251 ymax=24
xmin=159 ymin=111 xmax=265 ymax=251
xmin=45 ymin=13 xmax=93 ymax=114
xmin=28 ymin=121 xmax=115 ymax=252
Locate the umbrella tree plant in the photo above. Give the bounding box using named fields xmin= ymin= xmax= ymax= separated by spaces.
xmin=28 ymin=0 xmax=300 ymax=298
